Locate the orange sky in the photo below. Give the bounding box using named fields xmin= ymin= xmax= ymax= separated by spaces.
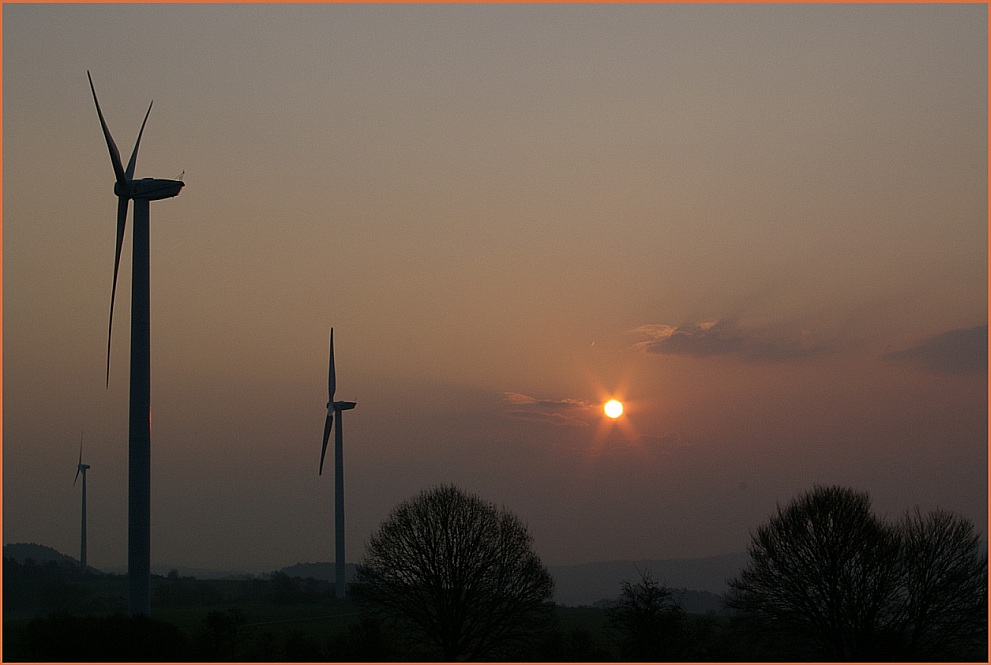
xmin=3 ymin=3 xmax=986 ymax=572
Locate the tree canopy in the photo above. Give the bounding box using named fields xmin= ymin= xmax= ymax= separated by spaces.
xmin=726 ymin=485 xmax=987 ymax=660
xmin=894 ymin=506 xmax=988 ymax=659
xmin=608 ymin=568 xmax=685 ymax=660
xmin=352 ymin=484 xmax=555 ymax=660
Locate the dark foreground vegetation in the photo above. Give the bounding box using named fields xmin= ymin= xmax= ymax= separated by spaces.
xmin=1 ymin=562 xmax=706 ymax=661
xmin=5 ymin=484 xmax=986 ymax=661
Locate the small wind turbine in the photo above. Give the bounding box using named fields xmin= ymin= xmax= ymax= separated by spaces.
xmin=74 ymin=433 xmax=91 ymax=569
xmin=89 ymin=71 xmax=184 ymax=616
xmin=320 ymin=328 xmax=356 ymax=599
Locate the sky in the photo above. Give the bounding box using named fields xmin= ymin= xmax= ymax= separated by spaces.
xmin=2 ymin=3 xmax=987 ymax=575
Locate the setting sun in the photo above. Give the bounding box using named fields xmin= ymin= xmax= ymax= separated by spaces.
xmin=604 ymin=399 xmax=624 ymax=419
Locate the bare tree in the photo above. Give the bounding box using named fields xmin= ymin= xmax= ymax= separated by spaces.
xmin=726 ymin=485 xmax=902 ymax=659
xmin=892 ymin=507 xmax=987 ymax=659
xmin=608 ymin=568 xmax=685 ymax=660
xmin=727 ymin=485 xmax=988 ymax=660
xmin=352 ymin=485 xmax=555 ymax=660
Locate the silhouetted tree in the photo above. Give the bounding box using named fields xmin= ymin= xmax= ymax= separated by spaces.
xmin=727 ymin=485 xmax=988 ymax=660
xmin=352 ymin=484 xmax=555 ymax=660
xmin=890 ymin=507 xmax=987 ymax=660
xmin=608 ymin=569 xmax=685 ymax=660
xmin=726 ymin=485 xmax=902 ymax=659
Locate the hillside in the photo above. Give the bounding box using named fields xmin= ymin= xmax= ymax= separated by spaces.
xmin=3 ymin=543 xmax=748 ymax=611
xmin=271 ymin=552 xmax=749 ymax=610
xmin=548 ymin=551 xmax=750 ymax=607
xmin=3 ymin=542 xmax=82 ymax=566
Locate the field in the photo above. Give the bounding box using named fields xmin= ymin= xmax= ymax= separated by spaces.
xmin=2 ymin=564 xmax=635 ymax=661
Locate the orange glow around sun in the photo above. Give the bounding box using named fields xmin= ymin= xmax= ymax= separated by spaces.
xmin=604 ymin=399 xmax=624 ymax=419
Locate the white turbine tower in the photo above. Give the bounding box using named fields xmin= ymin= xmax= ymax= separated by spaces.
xmin=320 ymin=328 xmax=356 ymax=599
xmin=89 ymin=71 xmax=184 ymax=616
xmin=74 ymin=433 xmax=91 ymax=569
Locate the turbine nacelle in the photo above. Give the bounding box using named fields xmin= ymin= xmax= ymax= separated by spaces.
xmin=75 ymin=462 xmax=91 ymax=487
xmin=115 ymin=178 xmax=184 ymax=201
xmin=74 ymin=433 xmax=89 ymax=485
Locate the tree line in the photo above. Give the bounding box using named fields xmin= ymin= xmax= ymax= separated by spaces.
xmin=7 ymin=483 xmax=986 ymax=660
xmin=348 ymin=484 xmax=985 ymax=661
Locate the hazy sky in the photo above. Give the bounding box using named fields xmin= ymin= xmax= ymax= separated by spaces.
xmin=3 ymin=4 xmax=987 ymax=574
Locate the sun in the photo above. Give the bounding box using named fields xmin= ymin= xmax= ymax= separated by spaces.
xmin=604 ymin=399 xmax=624 ymax=419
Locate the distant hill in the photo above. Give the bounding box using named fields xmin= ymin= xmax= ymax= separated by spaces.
xmin=4 ymin=542 xmax=82 ymax=567
xmin=273 ymin=561 xmax=359 ymax=582
xmin=272 ymin=552 xmax=750 ymax=610
xmin=547 ymin=552 xmax=751 ymax=607
xmin=2 ymin=543 xmax=749 ymax=612
xmin=148 ymin=565 xmax=257 ymax=580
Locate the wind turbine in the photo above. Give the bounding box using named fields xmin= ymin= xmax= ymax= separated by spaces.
xmin=74 ymin=433 xmax=91 ymax=569
xmin=320 ymin=328 xmax=356 ymax=599
xmin=88 ymin=71 xmax=184 ymax=616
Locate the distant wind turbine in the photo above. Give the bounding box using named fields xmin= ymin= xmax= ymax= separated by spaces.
xmin=320 ymin=328 xmax=356 ymax=599
xmin=88 ymin=71 xmax=184 ymax=617
xmin=74 ymin=433 xmax=91 ymax=569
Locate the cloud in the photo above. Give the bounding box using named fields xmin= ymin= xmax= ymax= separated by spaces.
xmin=502 ymin=392 xmax=595 ymax=427
xmin=630 ymin=319 xmax=830 ymax=362
xmin=884 ymin=324 xmax=987 ymax=375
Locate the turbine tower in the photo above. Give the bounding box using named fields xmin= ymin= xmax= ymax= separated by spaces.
xmin=74 ymin=433 xmax=91 ymax=569
xmin=88 ymin=71 xmax=184 ymax=616
xmin=320 ymin=328 xmax=356 ymax=599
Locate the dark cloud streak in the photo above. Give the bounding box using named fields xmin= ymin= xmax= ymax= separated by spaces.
xmin=630 ymin=319 xmax=831 ymax=362
xmin=502 ymin=392 xmax=595 ymax=427
xmin=884 ymin=325 xmax=987 ymax=375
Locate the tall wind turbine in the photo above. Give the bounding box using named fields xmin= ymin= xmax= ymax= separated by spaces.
xmin=320 ymin=328 xmax=356 ymax=599
xmin=74 ymin=433 xmax=91 ymax=569
xmin=88 ymin=71 xmax=184 ymax=616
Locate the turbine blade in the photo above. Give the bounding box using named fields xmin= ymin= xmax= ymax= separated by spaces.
xmin=328 ymin=328 xmax=336 ymax=402
xmin=106 ymin=195 xmax=129 ymax=386
xmin=75 ymin=431 xmax=83 ymax=485
xmin=125 ymin=101 xmax=153 ymax=180
xmin=320 ymin=413 xmax=333 ymax=475
xmin=87 ymin=71 xmax=128 ymax=189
